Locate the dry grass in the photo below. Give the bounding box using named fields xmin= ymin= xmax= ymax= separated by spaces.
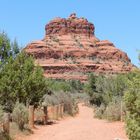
xmin=0 ymin=122 xmax=33 ymax=140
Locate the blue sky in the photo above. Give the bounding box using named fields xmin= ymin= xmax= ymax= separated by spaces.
xmin=0 ymin=0 xmax=140 ymax=66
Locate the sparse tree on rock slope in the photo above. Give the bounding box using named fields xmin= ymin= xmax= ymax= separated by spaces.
xmin=0 ymin=52 xmax=48 ymax=112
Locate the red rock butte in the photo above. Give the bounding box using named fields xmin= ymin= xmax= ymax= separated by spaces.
xmin=25 ymin=13 xmax=134 ymax=81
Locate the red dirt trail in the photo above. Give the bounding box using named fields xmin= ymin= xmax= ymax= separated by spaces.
xmin=16 ymin=104 xmax=128 ymax=140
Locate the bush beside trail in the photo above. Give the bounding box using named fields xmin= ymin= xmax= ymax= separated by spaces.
xmin=85 ymin=69 xmax=140 ymax=140
xmin=12 ymin=102 xmax=28 ymax=130
xmin=85 ymin=73 xmax=127 ymax=121
xmin=124 ymin=70 xmax=140 ymax=140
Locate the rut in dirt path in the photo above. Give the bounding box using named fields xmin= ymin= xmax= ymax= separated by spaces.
xmin=18 ymin=104 xmax=128 ymax=140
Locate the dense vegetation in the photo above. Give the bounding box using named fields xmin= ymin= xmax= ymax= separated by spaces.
xmin=0 ymin=52 xmax=48 ymax=112
xmin=45 ymin=79 xmax=84 ymax=92
xmin=43 ymin=79 xmax=88 ymax=116
xmin=85 ymin=69 xmax=140 ymax=139
xmin=0 ymin=32 xmax=86 ymax=134
xmin=0 ymin=31 xmax=140 ymax=140
xmin=85 ymin=73 xmax=127 ymax=120
xmin=124 ymin=70 xmax=140 ymax=140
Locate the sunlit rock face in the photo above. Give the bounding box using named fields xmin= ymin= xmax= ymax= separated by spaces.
xmin=25 ymin=13 xmax=134 ymax=81
xmin=45 ymin=13 xmax=95 ymax=37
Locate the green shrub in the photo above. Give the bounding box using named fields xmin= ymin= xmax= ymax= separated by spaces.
xmin=46 ymin=79 xmax=72 ymax=92
xmin=125 ymin=112 xmax=140 ymax=140
xmin=0 ymin=52 xmax=48 ymax=112
xmin=124 ymin=70 xmax=140 ymax=140
xmin=103 ymin=98 xmax=122 ymax=121
xmin=70 ymin=92 xmax=90 ymax=103
xmin=124 ymin=89 xmax=140 ymax=140
xmin=54 ymin=91 xmax=78 ymax=116
xmin=43 ymin=91 xmax=79 ymax=116
xmin=42 ymin=94 xmax=59 ymax=106
xmin=94 ymin=97 xmax=126 ymax=121
xmin=94 ymin=104 xmax=105 ymax=119
xmin=45 ymin=79 xmax=84 ymax=93
xmin=85 ymin=74 xmax=127 ymax=107
xmin=12 ymin=102 xmax=28 ymax=130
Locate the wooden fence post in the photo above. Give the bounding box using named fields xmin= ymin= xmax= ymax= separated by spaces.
xmin=3 ymin=113 xmax=10 ymax=134
xmin=53 ymin=105 xmax=57 ymax=120
xmin=58 ymin=104 xmax=61 ymax=118
xmin=60 ymin=104 xmax=64 ymax=118
xmin=29 ymin=105 xmax=34 ymax=128
xmin=121 ymin=101 xmax=123 ymax=122
xmin=56 ymin=105 xmax=59 ymax=120
xmin=43 ymin=106 xmax=48 ymax=124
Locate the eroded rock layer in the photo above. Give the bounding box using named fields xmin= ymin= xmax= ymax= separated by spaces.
xmin=25 ymin=13 xmax=134 ymax=81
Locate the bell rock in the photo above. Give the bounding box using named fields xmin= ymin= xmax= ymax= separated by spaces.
xmin=24 ymin=13 xmax=134 ymax=81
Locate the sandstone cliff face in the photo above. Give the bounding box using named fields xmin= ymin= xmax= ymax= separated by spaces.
xmin=25 ymin=13 xmax=134 ymax=81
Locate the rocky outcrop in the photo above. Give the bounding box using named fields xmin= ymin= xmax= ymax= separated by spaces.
xmin=45 ymin=13 xmax=94 ymax=37
xmin=25 ymin=13 xmax=134 ymax=81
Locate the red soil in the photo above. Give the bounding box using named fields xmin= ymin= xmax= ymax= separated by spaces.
xmin=16 ymin=104 xmax=128 ymax=140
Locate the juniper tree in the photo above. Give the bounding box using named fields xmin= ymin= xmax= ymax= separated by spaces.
xmin=0 ymin=52 xmax=48 ymax=112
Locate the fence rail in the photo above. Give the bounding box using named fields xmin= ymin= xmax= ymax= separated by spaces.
xmin=0 ymin=104 xmax=64 ymax=134
xmin=29 ymin=104 xmax=64 ymax=128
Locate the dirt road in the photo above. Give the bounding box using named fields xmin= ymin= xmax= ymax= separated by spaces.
xmin=17 ymin=104 xmax=128 ymax=140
